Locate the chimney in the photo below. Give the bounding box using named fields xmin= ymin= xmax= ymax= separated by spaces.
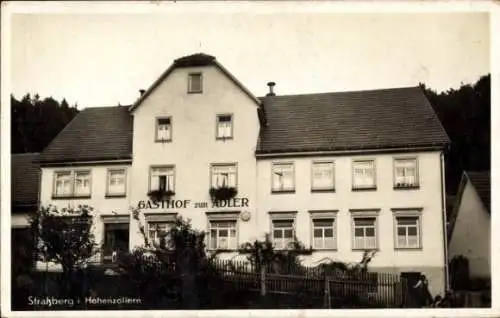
xmin=266 ymin=82 xmax=276 ymax=96
xmin=139 ymin=89 xmax=146 ymax=96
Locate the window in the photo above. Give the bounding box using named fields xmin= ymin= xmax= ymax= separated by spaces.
xmin=395 ymin=216 xmax=421 ymax=249
xmin=211 ymin=164 xmax=237 ymax=188
xmin=272 ymin=219 xmax=295 ymax=249
xmin=352 ymin=160 xmax=376 ymax=190
xmin=312 ymin=162 xmax=335 ymax=191
xmin=209 ymin=220 xmax=237 ymax=250
xmin=312 ymin=218 xmax=336 ymax=249
xmin=394 ymin=158 xmax=418 ymax=188
xmin=53 ymin=170 xmax=91 ymax=198
xmin=106 ymin=169 xmax=126 ymax=196
xmin=272 ymin=163 xmax=295 ymax=192
xmin=352 ymin=217 xmax=377 ymax=250
xmin=156 ymin=117 xmax=172 ymax=142
xmin=150 ymin=166 xmax=175 ymax=192
xmin=216 ymin=115 xmax=233 ymax=139
xmin=188 ymin=73 xmax=203 ymax=93
xmin=148 ymin=221 xmax=172 ymax=244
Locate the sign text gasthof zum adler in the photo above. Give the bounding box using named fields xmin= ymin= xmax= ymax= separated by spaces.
xmin=137 ymin=197 xmax=249 ymax=210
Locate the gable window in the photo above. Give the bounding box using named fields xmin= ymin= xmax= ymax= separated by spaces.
xmin=272 ymin=219 xmax=295 ymax=249
xmin=352 ymin=160 xmax=376 ymax=190
xmin=272 ymin=163 xmax=295 ymax=193
xmin=150 ymin=166 xmax=175 ymax=192
xmin=351 ymin=211 xmax=379 ymax=250
xmin=394 ymin=158 xmax=418 ymax=188
xmin=106 ymin=169 xmax=126 ymax=197
xmin=156 ymin=117 xmax=172 ymax=142
xmin=53 ymin=170 xmax=91 ymax=198
xmin=209 ymin=220 xmax=237 ymax=250
xmin=311 ymin=161 xmax=335 ymax=191
xmin=216 ymin=114 xmax=233 ymax=139
xmin=188 ymin=73 xmax=203 ymax=93
xmin=211 ymin=164 xmax=237 ymax=188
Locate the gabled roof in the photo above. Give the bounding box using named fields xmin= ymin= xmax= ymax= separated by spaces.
xmin=256 ymin=86 xmax=450 ymax=155
xmin=466 ymin=171 xmax=491 ymax=213
xmin=129 ymin=53 xmax=262 ymax=112
xmin=37 ymin=106 xmax=133 ymax=164
xmin=448 ymin=170 xmax=490 ymax=240
xmin=12 ymin=153 xmax=40 ymax=209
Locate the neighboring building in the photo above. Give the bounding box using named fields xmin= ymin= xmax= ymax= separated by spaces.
xmin=11 ymin=153 xmax=40 ymax=270
xmin=35 ymin=53 xmax=450 ymax=295
xmin=448 ymin=171 xmax=491 ymax=279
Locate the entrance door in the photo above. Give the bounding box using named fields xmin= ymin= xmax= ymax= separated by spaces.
xmin=102 ymin=223 xmax=129 ymax=263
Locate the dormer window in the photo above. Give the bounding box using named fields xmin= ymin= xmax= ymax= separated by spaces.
xmin=156 ymin=117 xmax=172 ymax=142
xmin=188 ymin=73 xmax=203 ymax=93
xmin=216 ymin=114 xmax=233 ymax=139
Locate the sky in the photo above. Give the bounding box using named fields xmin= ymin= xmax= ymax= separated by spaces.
xmin=9 ymin=4 xmax=491 ymax=109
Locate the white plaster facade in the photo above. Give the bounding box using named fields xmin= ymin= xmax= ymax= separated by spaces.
xmin=448 ymin=178 xmax=490 ymax=279
xmin=36 ymin=59 xmax=448 ymax=295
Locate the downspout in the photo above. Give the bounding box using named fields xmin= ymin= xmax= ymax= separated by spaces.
xmin=440 ymin=151 xmax=449 ymax=291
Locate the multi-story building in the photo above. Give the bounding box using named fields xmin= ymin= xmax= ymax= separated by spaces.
xmin=34 ymin=53 xmax=450 ymax=295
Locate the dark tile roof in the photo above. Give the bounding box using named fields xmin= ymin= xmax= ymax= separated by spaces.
xmin=466 ymin=171 xmax=490 ymax=213
xmin=12 ymin=153 xmax=40 ymax=208
xmin=256 ymin=86 xmax=450 ymax=154
xmin=173 ymin=53 xmax=216 ymax=68
xmin=38 ymin=106 xmax=133 ymax=164
xmin=39 ymin=85 xmax=449 ymax=164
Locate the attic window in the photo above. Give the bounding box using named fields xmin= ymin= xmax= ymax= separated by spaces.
xmin=188 ymin=73 xmax=203 ymax=93
xmin=156 ymin=117 xmax=172 ymax=142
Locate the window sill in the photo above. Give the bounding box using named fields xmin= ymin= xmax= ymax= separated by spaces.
xmin=216 ymin=137 xmax=233 ymax=141
xmin=311 ymin=248 xmax=338 ymax=252
xmin=394 ymin=247 xmax=422 ymax=251
xmin=155 ymin=139 xmax=172 ymax=143
xmin=51 ymin=195 xmax=91 ymax=200
xmin=187 ymin=90 xmax=203 ymax=94
xmin=393 ymin=185 xmax=420 ymax=190
xmin=352 ymin=248 xmax=379 ymax=252
xmin=311 ymin=188 xmax=335 ymax=193
xmin=105 ymin=194 xmax=126 ymax=199
xmin=271 ymin=190 xmax=296 ymax=194
xmin=352 ymin=187 xmax=377 ymax=192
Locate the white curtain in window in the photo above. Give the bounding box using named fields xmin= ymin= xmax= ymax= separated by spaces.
xmin=273 ymin=164 xmax=294 ymax=190
xmin=74 ymin=172 xmax=90 ymax=196
xmin=108 ymin=170 xmax=125 ymax=194
xmin=395 ymin=160 xmax=416 ymax=185
xmin=157 ymin=124 xmax=171 ymax=140
xmin=212 ymin=165 xmax=236 ymax=187
xmin=217 ymin=120 xmax=232 ymax=138
xmin=312 ymin=163 xmax=334 ymax=189
xmin=55 ymin=172 xmax=72 ymax=196
xmin=353 ymin=161 xmax=374 ymax=187
xmin=150 ymin=167 xmax=174 ymax=191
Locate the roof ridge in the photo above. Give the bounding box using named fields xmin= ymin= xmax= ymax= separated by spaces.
xmin=82 ymin=105 xmax=132 ymax=111
xmin=258 ymin=85 xmax=421 ymax=99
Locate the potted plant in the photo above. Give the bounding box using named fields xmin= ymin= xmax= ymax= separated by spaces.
xmin=147 ymin=189 xmax=175 ymax=202
xmin=209 ymin=186 xmax=237 ymax=201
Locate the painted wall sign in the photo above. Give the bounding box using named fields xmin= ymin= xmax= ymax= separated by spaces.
xmin=137 ymin=197 xmax=249 ymax=210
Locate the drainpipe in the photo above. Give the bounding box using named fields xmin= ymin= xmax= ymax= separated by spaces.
xmin=440 ymin=151 xmax=449 ymax=291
